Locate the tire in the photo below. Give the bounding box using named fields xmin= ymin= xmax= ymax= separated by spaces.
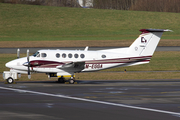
xmin=69 ymin=79 xmax=75 ymax=84
xmin=7 ymin=77 xmax=14 ymax=84
xmin=58 ymin=77 xmax=65 ymax=83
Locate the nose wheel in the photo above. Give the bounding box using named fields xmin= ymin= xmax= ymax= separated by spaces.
xmin=7 ymin=77 xmax=14 ymax=84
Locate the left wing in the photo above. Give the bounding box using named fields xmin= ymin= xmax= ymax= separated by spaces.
xmin=56 ymin=61 xmax=85 ymax=72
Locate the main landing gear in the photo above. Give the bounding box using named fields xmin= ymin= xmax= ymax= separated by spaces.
xmin=69 ymin=77 xmax=75 ymax=84
xmin=58 ymin=77 xmax=65 ymax=83
xmin=58 ymin=77 xmax=75 ymax=84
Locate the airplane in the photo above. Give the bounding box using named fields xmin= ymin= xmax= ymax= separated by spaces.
xmin=3 ymin=29 xmax=172 ymax=84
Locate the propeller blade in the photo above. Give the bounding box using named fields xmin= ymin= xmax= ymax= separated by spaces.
xmin=27 ymin=49 xmax=31 ymax=79
xmin=18 ymin=73 xmax=21 ymax=78
xmin=28 ymin=75 xmax=31 ymax=79
xmin=17 ymin=49 xmax=21 ymax=77
xmin=27 ymin=49 xmax=29 ymax=62
xmin=28 ymin=64 xmax=30 ymax=75
xmin=17 ymin=48 xmax=20 ymax=59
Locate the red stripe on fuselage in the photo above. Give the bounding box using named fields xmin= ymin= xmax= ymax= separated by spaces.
xmin=30 ymin=56 xmax=152 ymax=68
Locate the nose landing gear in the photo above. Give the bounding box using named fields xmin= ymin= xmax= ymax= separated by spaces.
xmin=7 ymin=77 xmax=14 ymax=84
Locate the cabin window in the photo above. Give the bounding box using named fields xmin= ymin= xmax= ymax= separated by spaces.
xmin=80 ymin=54 xmax=85 ymax=58
xmin=102 ymin=55 xmax=106 ymax=58
xmin=62 ymin=53 xmax=66 ymax=58
xmin=74 ymin=54 xmax=79 ymax=58
xmin=68 ymin=53 xmax=72 ymax=58
xmin=41 ymin=53 xmax=47 ymax=58
xmin=56 ymin=53 xmax=60 ymax=58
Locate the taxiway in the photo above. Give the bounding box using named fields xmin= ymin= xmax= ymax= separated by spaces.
xmin=0 ymin=80 xmax=180 ymax=120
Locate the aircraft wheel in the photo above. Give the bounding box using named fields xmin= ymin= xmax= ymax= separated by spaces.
xmin=7 ymin=77 xmax=14 ymax=84
xmin=69 ymin=79 xmax=75 ymax=84
xmin=58 ymin=77 xmax=65 ymax=83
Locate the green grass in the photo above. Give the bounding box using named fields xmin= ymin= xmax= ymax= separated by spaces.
xmin=0 ymin=3 xmax=180 ymax=41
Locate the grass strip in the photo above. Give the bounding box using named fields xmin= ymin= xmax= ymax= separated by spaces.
xmin=0 ymin=39 xmax=180 ymax=48
xmin=0 ymin=3 xmax=180 ymax=41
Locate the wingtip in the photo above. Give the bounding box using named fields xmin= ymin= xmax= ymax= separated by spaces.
xmin=164 ymin=29 xmax=173 ymax=32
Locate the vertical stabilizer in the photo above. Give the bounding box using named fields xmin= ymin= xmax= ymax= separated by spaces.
xmin=127 ymin=29 xmax=172 ymax=56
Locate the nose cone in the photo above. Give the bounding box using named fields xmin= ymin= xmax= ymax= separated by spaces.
xmin=5 ymin=61 xmax=14 ymax=68
xmin=5 ymin=58 xmax=21 ymax=69
xmin=5 ymin=57 xmax=29 ymax=70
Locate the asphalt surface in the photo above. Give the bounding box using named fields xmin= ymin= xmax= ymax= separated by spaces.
xmin=0 ymin=80 xmax=180 ymax=120
xmin=1 ymin=46 xmax=180 ymax=120
xmin=0 ymin=46 xmax=180 ymax=54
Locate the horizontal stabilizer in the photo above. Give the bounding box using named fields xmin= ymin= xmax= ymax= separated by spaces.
xmin=140 ymin=29 xmax=173 ymax=33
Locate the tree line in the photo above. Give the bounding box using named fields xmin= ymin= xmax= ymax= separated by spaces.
xmin=1 ymin=0 xmax=180 ymax=13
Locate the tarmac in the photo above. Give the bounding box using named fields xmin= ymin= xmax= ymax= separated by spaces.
xmin=0 ymin=80 xmax=180 ymax=120
xmin=1 ymin=46 xmax=180 ymax=119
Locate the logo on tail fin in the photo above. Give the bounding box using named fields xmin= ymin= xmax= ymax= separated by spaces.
xmin=141 ymin=37 xmax=147 ymax=43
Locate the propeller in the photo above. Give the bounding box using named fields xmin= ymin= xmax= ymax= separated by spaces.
xmin=27 ymin=49 xmax=31 ymax=79
xmin=17 ymin=48 xmax=20 ymax=59
xmin=17 ymin=49 xmax=21 ymax=78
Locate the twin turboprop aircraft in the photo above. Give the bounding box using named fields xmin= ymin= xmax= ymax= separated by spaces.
xmin=4 ymin=29 xmax=171 ymax=84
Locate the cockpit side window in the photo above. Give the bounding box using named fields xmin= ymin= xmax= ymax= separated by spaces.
xmin=37 ymin=54 xmax=40 ymax=57
xmin=33 ymin=52 xmax=40 ymax=57
xmin=41 ymin=53 xmax=47 ymax=58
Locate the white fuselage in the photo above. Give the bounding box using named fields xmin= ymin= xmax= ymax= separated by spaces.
xmin=5 ymin=48 xmax=151 ymax=74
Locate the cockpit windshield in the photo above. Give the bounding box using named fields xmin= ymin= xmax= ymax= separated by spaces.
xmin=33 ymin=52 xmax=40 ymax=57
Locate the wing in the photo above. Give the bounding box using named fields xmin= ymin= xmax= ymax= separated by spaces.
xmin=56 ymin=61 xmax=85 ymax=72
